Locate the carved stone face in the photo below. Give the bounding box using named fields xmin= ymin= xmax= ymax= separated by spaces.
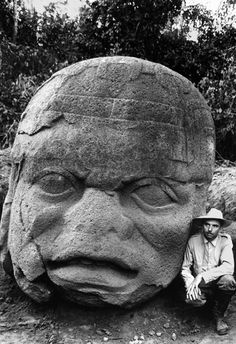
xmin=0 ymin=56 xmax=215 ymax=307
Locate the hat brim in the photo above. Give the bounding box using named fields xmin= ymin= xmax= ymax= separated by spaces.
xmin=193 ymin=217 xmax=232 ymax=228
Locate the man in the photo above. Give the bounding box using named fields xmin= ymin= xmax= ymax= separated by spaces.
xmin=181 ymin=208 xmax=236 ymax=335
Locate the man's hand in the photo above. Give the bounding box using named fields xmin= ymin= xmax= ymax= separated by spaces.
xmin=186 ymin=274 xmax=202 ymax=300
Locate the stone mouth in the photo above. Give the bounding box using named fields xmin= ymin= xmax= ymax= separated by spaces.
xmin=47 ymin=257 xmax=138 ymax=288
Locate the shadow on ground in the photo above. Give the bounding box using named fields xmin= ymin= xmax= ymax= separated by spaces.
xmin=0 ymin=267 xmax=233 ymax=344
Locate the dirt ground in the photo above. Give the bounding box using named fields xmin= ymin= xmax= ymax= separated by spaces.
xmin=1 ymin=267 xmax=236 ymax=344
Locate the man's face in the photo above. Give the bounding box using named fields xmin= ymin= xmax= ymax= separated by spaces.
xmin=203 ymin=220 xmax=221 ymax=241
xmin=7 ymin=119 xmax=199 ymax=307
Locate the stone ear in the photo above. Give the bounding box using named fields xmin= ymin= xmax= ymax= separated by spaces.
xmin=0 ymin=160 xmax=21 ymax=276
xmin=0 ymin=200 xmax=13 ymax=276
xmin=2 ymin=251 xmax=13 ymax=276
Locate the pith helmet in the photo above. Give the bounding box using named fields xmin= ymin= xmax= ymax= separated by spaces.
xmin=194 ymin=208 xmax=231 ymax=227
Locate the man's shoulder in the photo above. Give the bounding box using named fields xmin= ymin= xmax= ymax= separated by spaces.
xmin=188 ymin=232 xmax=202 ymax=245
xmin=219 ymin=232 xmax=231 ymax=238
xmin=218 ymin=232 xmax=232 ymax=243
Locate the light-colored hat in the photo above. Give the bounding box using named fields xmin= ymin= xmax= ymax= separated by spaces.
xmin=194 ymin=208 xmax=232 ymax=227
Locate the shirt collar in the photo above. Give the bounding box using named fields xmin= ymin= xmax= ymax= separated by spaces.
xmin=203 ymin=235 xmax=218 ymax=247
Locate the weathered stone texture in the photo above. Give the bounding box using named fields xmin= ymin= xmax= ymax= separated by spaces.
xmin=0 ymin=56 xmax=215 ymax=307
xmin=207 ymin=166 xmax=236 ymax=244
xmin=207 ymin=167 xmax=236 ymax=221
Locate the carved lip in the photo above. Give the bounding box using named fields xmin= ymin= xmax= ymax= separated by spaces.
xmin=46 ymin=257 xmax=138 ymax=290
xmin=48 ymin=257 xmax=137 ymax=276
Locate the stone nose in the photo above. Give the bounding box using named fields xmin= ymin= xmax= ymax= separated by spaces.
xmin=66 ymin=188 xmax=134 ymax=241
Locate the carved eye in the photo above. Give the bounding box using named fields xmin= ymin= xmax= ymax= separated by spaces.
xmin=37 ymin=173 xmax=74 ymax=195
xmin=131 ymin=181 xmax=177 ymax=211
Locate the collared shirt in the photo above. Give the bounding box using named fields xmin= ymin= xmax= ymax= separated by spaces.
xmin=181 ymin=232 xmax=234 ymax=287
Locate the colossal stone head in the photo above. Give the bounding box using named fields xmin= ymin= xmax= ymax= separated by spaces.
xmin=0 ymin=56 xmax=215 ymax=307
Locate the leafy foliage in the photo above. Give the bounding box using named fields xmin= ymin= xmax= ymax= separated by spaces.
xmin=37 ymin=3 xmax=82 ymax=63
xmin=196 ymin=4 xmax=236 ymax=160
xmin=0 ymin=2 xmax=78 ymax=147
xmin=0 ymin=0 xmax=14 ymax=40
xmin=79 ymin=0 xmax=183 ymax=59
xmin=199 ymin=52 xmax=236 ymax=161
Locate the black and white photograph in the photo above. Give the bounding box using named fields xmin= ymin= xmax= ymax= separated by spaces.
xmin=0 ymin=0 xmax=236 ymax=343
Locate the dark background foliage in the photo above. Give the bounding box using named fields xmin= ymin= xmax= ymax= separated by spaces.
xmin=0 ymin=0 xmax=235 ymax=160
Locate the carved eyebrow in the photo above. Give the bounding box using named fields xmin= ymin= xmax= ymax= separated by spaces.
xmin=26 ymin=163 xmax=90 ymax=184
xmin=30 ymin=167 xmax=75 ymax=184
xmin=118 ymin=176 xmax=187 ymax=190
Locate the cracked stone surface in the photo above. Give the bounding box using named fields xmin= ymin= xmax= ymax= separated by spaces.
xmin=0 ymin=56 xmax=215 ymax=307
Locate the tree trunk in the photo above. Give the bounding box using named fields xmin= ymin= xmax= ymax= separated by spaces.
xmin=13 ymin=0 xmax=18 ymax=43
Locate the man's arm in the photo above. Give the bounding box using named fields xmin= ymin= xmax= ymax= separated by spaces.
xmin=182 ymin=239 xmax=203 ymax=300
xmin=181 ymin=241 xmax=195 ymax=289
xmin=201 ymin=236 xmax=234 ymax=284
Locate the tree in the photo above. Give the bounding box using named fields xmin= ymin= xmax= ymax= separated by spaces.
xmin=0 ymin=1 xmax=81 ymax=148
xmin=79 ymin=0 xmax=183 ymax=60
xmin=0 ymin=0 xmax=14 ymax=40
xmin=195 ymin=1 xmax=236 ymax=160
xmin=37 ymin=3 xmax=81 ymax=63
xmin=199 ymin=43 xmax=236 ymax=161
xmin=13 ymin=0 xmax=18 ymax=43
